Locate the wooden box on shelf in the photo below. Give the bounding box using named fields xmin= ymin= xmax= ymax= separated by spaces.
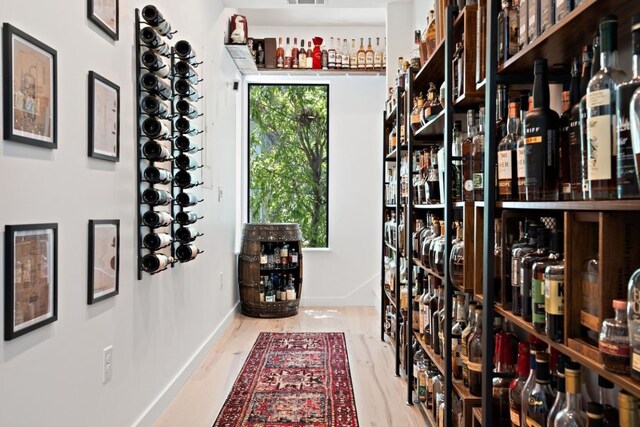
xmin=264 ymin=37 xmax=277 ymax=69
xmin=474 ymin=0 xmax=486 ymax=88
xmin=565 ymin=211 xmax=640 ymax=361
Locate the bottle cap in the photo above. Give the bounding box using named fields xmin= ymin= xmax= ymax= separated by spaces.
xmin=613 ymin=299 xmax=626 ymax=310
xmin=633 ymin=15 xmax=640 ymax=54
xmin=586 ymin=402 xmax=604 ymax=419
xmin=598 ymin=375 xmax=614 ymax=388
xmin=599 ymin=15 xmax=618 ymax=52
xmin=534 ymin=58 xmax=548 ymax=75
xmin=549 ymin=230 xmax=563 ymax=253
xmin=618 ymin=390 xmax=639 ymax=409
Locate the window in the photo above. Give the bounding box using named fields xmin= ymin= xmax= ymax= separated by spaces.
xmin=248 ymin=84 xmax=329 ymax=248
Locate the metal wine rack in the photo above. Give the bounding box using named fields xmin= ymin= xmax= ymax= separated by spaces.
xmin=135 ymin=5 xmax=204 ymax=279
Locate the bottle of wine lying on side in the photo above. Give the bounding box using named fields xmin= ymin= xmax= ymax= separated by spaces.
xmin=141 ymin=140 xmax=171 ymax=162
xmin=174 ymin=60 xmax=199 ymax=84
xmin=141 ymin=50 xmax=170 ymax=78
xmin=174 ymin=170 xmax=202 ymax=188
xmin=175 ymin=192 xmax=201 ymax=207
xmin=141 ymin=5 xmax=172 ymax=38
xmin=175 ymin=226 xmax=202 ymax=243
xmin=175 ymin=211 xmax=200 ymax=225
xmin=141 ymin=253 xmax=173 ymax=273
xmin=175 ymin=153 xmax=199 ymax=170
xmin=143 ymin=232 xmax=173 ymax=250
xmin=142 ymin=210 xmax=173 ymax=228
xmin=175 ymin=135 xmax=200 ymax=153
xmin=176 ymin=244 xmax=200 ymax=262
xmin=143 ymin=166 xmax=172 ymax=184
xmin=174 ymin=79 xmax=199 ymax=102
xmin=141 ymin=72 xmax=172 ymax=100
xmin=175 ymin=99 xmax=199 ymax=119
xmin=175 ymin=117 xmax=199 ymax=135
xmin=141 ymin=117 xmax=172 ymax=140
xmin=175 ymin=40 xmax=197 ymax=61
xmin=140 ymin=26 xmax=170 ymax=56
xmin=141 ymin=95 xmax=171 ymax=119
xmin=142 ymin=188 xmax=172 ymax=206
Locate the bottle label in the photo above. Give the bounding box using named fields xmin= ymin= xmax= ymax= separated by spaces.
xmin=516 ymin=146 xmax=525 ymax=178
xmin=366 ymin=52 xmax=374 ymax=67
xmin=599 ymin=341 xmax=630 ymax=357
xmin=498 ymin=150 xmax=512 ymax=179
xmin=328 ymin=50 xmax=336 ymax=64
xmin=511 ymin=258 xmax=520 ymax=287
xmin=286 ymin=289 xmax=296 ymax=300
xmin=587 ymin=114 xmax=613 ymax=180
xmin=260 ymin=255 xmax=267 ymax=264
xmin=291 ymin=254 xmax=298 ymax=263
xmin=525 ymin=417 xmax=542 ymax=427
xmin=266 ymin=295 xmax=275 ymax=302
xmin=467 ymin=361 xmax=482 ymax=372
xmin=633 ymin=351 xmax=640 ymax=372
xmin=519 ymin=0 xmax=528 ymax=46
xmin=531 ymin=277 xmax=545 ymax=324
xmin=544 ymin=278 xmax=564 ymax=315
xmin=473 ymin=172 xmax=484 ymax=190
xmin=510 ymin=408 xmax=521 ymax=426
xmin=587 ymin=89 xmax=610 ymax=109
xmin=357 ymin=52 xmax=366 ymax=67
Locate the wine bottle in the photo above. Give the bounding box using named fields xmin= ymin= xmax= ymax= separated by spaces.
xmin=175 ymin=40 xmax=197 ymax=61
xmin=141 ymin=117 xmax=171 ymax=140
xmin=141 ymin=140 xmax=171 ymax=161
xmin=141 ymin=253 xmax=173 ymax=273
xmin=141 ymin=5 xmax=172 ymax=38
xmin=174 ymin=170 xmax=201 ymax=188
xmin=141 ymin=72 xmax=172 ymax=100
xmin=175 ymin=211 xmax=199 ymax=225
xmin=141 ymin=95 xmax=170 ymax=119
xmin=142 ymin=210 xmax=173 ymax=228
xmin=143 ymin=232 xmax=172 ymax=250
xmin=143 ymin=166 xmax=172 ymax=184
xmin=174 ymin=60 xmax=199 ymax=85
xmin=141 ymin=50 xmax=170 ymax=78
xmin=175 ymin=117 xmax=199 ymax=135
xmin=175 ymin=135 xmax=199 ymax=152
xmin=142 ymin=188 xmax=172 ymax=206
xmin=175 ymin=153 xmax=199 ymax=170
xmin=174 ymin=79 xmax=199 ymax=102
xmin=175 ymin=99 xmax=199 ymax=119
xmin=176 ymin=244 xmax=199 ymax=262
xmin=175 ymin=226 xmax=201 ymax=243
xmin=175 ymin=192 xmax=200 ymax=207
xmin=140 ymin=26 xmax=170 ymax=55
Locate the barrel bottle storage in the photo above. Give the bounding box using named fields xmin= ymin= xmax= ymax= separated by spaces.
xmin=239 ymin=223 xmax=303 ymax=318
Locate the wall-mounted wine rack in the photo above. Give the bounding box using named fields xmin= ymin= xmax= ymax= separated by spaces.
xmin=136 ymin=5 xmax=205 ymax=279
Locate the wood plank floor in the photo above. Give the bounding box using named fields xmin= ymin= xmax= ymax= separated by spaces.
xmin=154 ymin=307 xmax=429 ymax=427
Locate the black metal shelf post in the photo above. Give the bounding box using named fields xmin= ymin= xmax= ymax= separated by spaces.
xmin=405 ymin=67 xmax=415 ymax=406
xmin=381 ymin=111 xmax=388 ymax=343
xmin=395 ymin=84 xmax=403 ymax=378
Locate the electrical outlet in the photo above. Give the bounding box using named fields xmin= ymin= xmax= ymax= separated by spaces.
xmin=103 ymin=346 xmax=113 ymax=384
xmin=219 ymin=272 xmax=224 ymax=288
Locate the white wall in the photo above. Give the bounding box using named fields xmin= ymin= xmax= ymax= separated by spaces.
xmin=385 ymin=2 xmax=413 ymax=90
xmin=413 ymin=0 xmax=434 ymax=32
xmin=0 ymin=1 xmax=240 ymax=426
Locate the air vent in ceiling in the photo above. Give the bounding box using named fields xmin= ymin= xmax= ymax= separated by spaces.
xmin=287 ymin=0 xmax=325 ymax=5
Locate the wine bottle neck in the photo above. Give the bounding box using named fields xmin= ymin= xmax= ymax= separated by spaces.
xmin=532 ymin=71 xmax=550 ymax=109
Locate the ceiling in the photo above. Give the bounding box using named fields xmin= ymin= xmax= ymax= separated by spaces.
xmin=222 ymin=0 xmax=409 ymax=27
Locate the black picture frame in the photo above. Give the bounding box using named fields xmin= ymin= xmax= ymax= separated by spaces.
xmin=4 ymin=223 xmax=58 ymax=340
xmin=87 ymin=0 xmax=119 ymax=41
xmin=88 ymin=71 xmax=120 ymax=161
xmin=2 ymin=23 xmax=58 ymax=149
xmin=88 ymin=220 xmax=120 ymax=304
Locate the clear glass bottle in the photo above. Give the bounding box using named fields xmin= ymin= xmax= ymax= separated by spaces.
xmin=545 ymin=257 xmax=565 ymax=343
xmin=497 ymin=0 xmax=519 ymax=65
xmin=411 ymin=95 xmax=425 ymax=133
xmin=431 ymin=221 xmax=446 ymax=276
xmin=597 ymin=375 xmax=619 ymax=427
xmin=461 ymin=300 xmax=478 ymax=387
xmin=494 ymin=219 xmax=504 ymax=303
xmin=570 ymin=45 xmax=593 ymax=200
xmin=451 ymin=293 xmax=467 ymax=380
xmin=599 ymin=299 xmax=631 ymax=375
xmin=619 ymin=391 xmax=640 ymax=427
xmin=521 ymin=340 xmax=548 ymax=427
xmin=468 ymin=305 xmax=483 ymax=397
xmin=587 ymin=16 xmax=628 ymax=199
xmin=411 ymin=30 xmax=421 ymax=69
xmin=509 ymin=341 xmax=530 ymax=427
xmin=493 ymin=333 xmax=515 ymax=427
xmin=580 ymin=255 xmax=600 ymax=346
xmin=425 ymin=10 xmax=437 ymax=59
xmin=450 ymin=222 xmax=464 ymax=288
xmin=462 ymin=110 xmax=477 ymax=201
xmin=473 ymin=107 xmax=486 ymax=201
xmin=517 ymin=94 xmax=530 ymax=199
xmin=629 ymin=268 xmax=640 ymax=380
xmin=554 ymin=362 xmax=586 ymax=427
xmin=531 ymin=230 xmax=563 ymax=332
xmin=512 ymin=223 xmax=539 ymax=316
xmin=520 ymin=228 xmax=550 ymax=323
xmin=452 ymin=120 xmax=464 ymax=202
xmin=560 ymin=58 xmax=580 ymax=200
xmin=432 ymin=284 xmax=444 ymax=354
xmin=524 ymin=352 xmax=556 ymax=427
xmin=547 ymin=356 xmax=567 ymax=427
xmin=422 ymin=218 xmax=440 ymax=268
xmin=498 ymin=98 xmax=521 ymax=200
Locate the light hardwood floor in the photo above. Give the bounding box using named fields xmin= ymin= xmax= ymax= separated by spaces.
xmin=154 ymin=306 xmax=429 ymax=427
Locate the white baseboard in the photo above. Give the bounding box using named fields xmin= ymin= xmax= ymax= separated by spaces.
xmin=133 ymin=301 xmax=240 ymax=427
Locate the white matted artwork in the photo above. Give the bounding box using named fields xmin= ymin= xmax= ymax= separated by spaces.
xmin=88 ymin=220 xmax=119 ymax=304
xmin=88 ymin=71 xmax=120 ymax=161
xmin=88 ymin=0 xmax=119 ymax=41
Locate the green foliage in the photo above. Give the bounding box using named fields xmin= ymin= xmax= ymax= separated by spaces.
xmin=249 ymin=85 xmax=328 ymax=248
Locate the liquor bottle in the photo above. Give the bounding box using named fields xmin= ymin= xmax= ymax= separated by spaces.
xmin=519 ymin=0 xmax=528 ymax=50
xmin=586 ymin=403 xmax=605 ymax=427
xmin=256 ymin=43 xmax=265 ymax=67
xmin=141 ymin=73 xmax=172 ymax=100
xmin=473 ymin=108 xmax=486 ymax=201
xmin=342 ymin=39 xmax=350 ymax=69
xmin=520 ymin=340 xmax=544 ymax=427
xmin=176 ymin=244 xmax=199 ymax=262
xmin=449 ymin=223 xmax=464 ymax=287
xmin=452 ymin=120 xmax=464 ymax=202
xmin=587 ymin=16 xmax=628 ymax=199
xmin=629 ymin=268 xmax=640 ymax=380
xmin=141 ymin=253 xmax=173 ymax=273
xmin=430 ymin=279 xmax=442 ymax=353
xmin=516 ymin=94 xmax=530 ymax=199
xmin=143 ymin=166 xmax=172 ymax=184
xmin=532 ymin=230 xmax=563 ymax=333
xmin=306 ymin=41 xmax=313 ymax=69
xmin=259 ymin=279 xmax=265 ymax=302
xmin=411 ymin=96 xmax=425 ymax=133
xmin=374 ymin=37 xmax=383 ymax=69
xmin=142 ymin=188 xmax=172 ymax=206
xmin=141 ymin=5 xmax=172 ymax=38
xmin=580 ymin=33 xmax=600 ymax=199
xmin=143 ymin=232 xmax=172 ymax=250
xmin=618 ymin=391 xmax=640 ymax=427
xmin=599 ymin=299 xmax=631 ymax=374
xmin=544 ymin=254 xmax=565 ymax=342
xmin=411 ymin=31 xmax=421 ymax=69
xmin=321 ymin=42 xmax=328 ymax=70
xmin=494 ymin=333 xmax=516 ymax=427
xmin=327 ymin=37 xmax=336 ymax=69
xmin=357 ymin=38 xmax=366 ymax=69
xmin=142 ymin=210 xmax=172 ymax=228
xmin=494 ymin=219 xmax=504 ymax=304
xmin=290 ymin=247 xmax=299 ymax=267
xmin=524 ymin=352 xmax=555 ymax=427
xmin=519 ymin=228 xmax=550 ymax=322
xmin=527 ymin=0 xmax=540 ymax=44
xmin=461 ymin=300 xmax=478 ymax=387
xmin=559 ymin=59 xmax=579 ymax=199
xmin=524 ymin=59 xmax=560 ymax=200
xmin=540 ymin=0 xmax=554 ymax=34
xmin=175 ymin=153 xmax=199 ymax=170
xmin=298 ymin=39 xmax=307 ymax=69
xmin=509 ymin=341 xmax=530 ymax=427
xmin=349 ymin=39 xmax=358 ymax=69
xmin=430 ymin=221 xmax=446 ymax=276
xmin=554 ymin=363 xmax=587 ymax=427
xmin=498 ymin=98 xmax=521 ymax=200
xmin=498 ymin=0 xmax=519 ymax=65
xmin=365 ymin=37 xmax=374 ymax=70
xmin=284 ymin=37 xmax=292 ymax=69
xmin=462 ymin=110 xmax=477 ymax=201
xmin=141 ymin=95 xmax=170 ymax=119
xmin=512 ymin=223 xmax=539 ymax=316
xmin=597 ymin=376 xmax=619 ymax=427
xmin=547 ymin=357 xmax=567 ymax=427
xmin=265 ymin=280 xmax=276 ymax=302
xmin=276 ymin=37 xmax=284 ymax=68
xmin=175 ymin=79 xmax=198 ymax=103
xmin=451 ymin=293 xmax=467 ymax=380
xmin=616 ymin=16 xmax=640 ymax=198
xmin=468 ymin=305 xmax=483 ymax=397
xmin=497 ymin=85 xmax=509 ymax=142
xmin=569 ymin=48 xmax=591 ymax=201
xmin=287 ymin=275 xmax=296 ymax=300
xmin=175 ymin=211 xmax=198 ymax=226
xmin=175 ymin=192 xmax=200 ymax=207
xmin=425 ymin=10 xmax=437 ymax=59
xmin=176 ymin=99 xmax=199 ymax=119
xmin=292 ymin=37 xmax=299 ymax=69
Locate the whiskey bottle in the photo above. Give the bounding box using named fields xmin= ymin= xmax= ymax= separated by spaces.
xmin=449 ymin=223 xmax=464 ymax=288
xmin=520 ymin=340 xmax=546 ymax=427
xmin=554 ymin=363 xmax=587 ymax=427
xmin=493 ymin=333 xmax=516 ymax=427
xmin=276 ymin=37 xmax=284 ymax=68
xmin=292 ymin=37 xmax=299 ymax=69
xmin=587 ymin=16 xmax=628 ymax=199
xmin=498 ymin=0 xmax=519 ymax=65
xmin=429 ymin=279 xmax=442 ymax=353
xmin=366 ymin=37 xmax=374 ymax=70
xmin=349 ymin=39 xmax=358 ymax=69
xmin=374 ymin=37 xmax=383 ymax=69
xmin=569 ymin=46 xmax=592 ymax=200
xmin=532 ymin=230 xmax=563 ymax=332
xmin=560 ymin=59 xmax=579 ymax=199
xmin=599 ymin=299 xmax=631 ymax=375
xmin=452 ymin=120 xmax=464 ymax=202
xmin=619 ymin=391 xmax=640 ymax=427
xmin=298 ymin=39 xmax=306 ymax=69
xmin=328 ymin=37 xmax=336 ymax=69
xmin=547 ymin=356 xmax=567 ymax=427
xmin=306 ymin=41 xmax=313 ymax=69
xmin=524 ymin=352 xmax=555 ymax=427
xmin=461 ymin=300 xmax=478 ymax=387
xmin=586 ymin=403 xmax=605 ymax=427
xmin=524 ymin=59 xmax=560 ymax=201
xmin=497 ymin=85 xmax=509 ymax=140
xmin=357 ymin=38 xmax=366 ymax=69
xmin=498 ymin=98 xmax=521 ymax=200
xmin=462 ymin=110 xmax=477 ymax=201
xmin=334 ymin=36 xmax=342 ymax=69
xmin=580 ymin=33 xmax=600 ymax=199
xmin=432 ymin=285 xmax=444 ymax=355
xmin=425 ymin=10 xmax=437 ymax=59
xmin=451 ymin=293 xmax=467 ymax=380
xmin=616 ymin=16 xmax=640 ymax=198
xmin=473 ymin=107 xmax=486 ymax=201
xmin=411 ymin=96 xmax=425 ymax=133
xmin=321 ymin=42 xmax=328 ymax=70
xmin=467 ymin=305 xmax=483 ymax=397
xmin=527 ymin=0 xmax=540 ymax=45
xmin=410 ymin=31 xmax=421 ymax=69
xmin=544 ymin=256 xmax=565 ymax=343
xmin=511 ymin=223 xmax=539 ymax=316
xmin=509 ymin=341 xmax=530 ymax=427
xmin=629 ymin=268 xmax=640 ymax=380
xmin=540 ymin=0 xmax=554 ymax=34
xmin=342 ymin=39 xmax=350 ymax=69
xmin=516 ymin=94 xmax=530 ymax=200
xmin=520 ymin=228 xmax=549 ymax=323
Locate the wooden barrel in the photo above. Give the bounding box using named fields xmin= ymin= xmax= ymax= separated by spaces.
xmin=238 ymin=223 xmax=303 ymax=318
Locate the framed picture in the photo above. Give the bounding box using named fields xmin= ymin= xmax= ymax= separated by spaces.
xmin=88 ymin=220 xmax=120 ymax=304
xmin=4 ymin=223 xmax=58 ymax=340
xmin=88 ymin=0 xmax=119 ymax=41
xmin=88 ymin=71 xmax=120 ymax=161
xmin=2 ymin=24 xmax=57 ymax=148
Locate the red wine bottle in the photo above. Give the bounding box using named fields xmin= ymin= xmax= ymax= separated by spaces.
xmin=174 ymin=60 xmax=199 ymax=84
xmin=175 ymin=153 xmax=199 ymax=170
xmin=143 ymin=232 xmax=172 ymax=250
xmin=175 ymin=211 xmax=199 ymax=225
xmin=176 ymin=244 xmax=199 ymax=262
xmin=142 ymin=210 xmax=173 ymax=228
xmin=142 ymin=140 xmax=171 ymax=161
xmin=141 ymin=50 xmax=170 ymax=78
xmin=141 ymin=117 xmax=172 ymax=140
xmin=141 ymin=72 xmax=172 ymax=100
xmin=141 ymin=6 xmax=172 ymax=38
xmin=174 ymin=79 xmax=199 ymax=102
xmin=175 ymin=192 xmax=200 ymax=207
xmin=142 ymin=188 xmax=172 ymax=206
xmin=175 ymin=40 xmax=197 ymax=61
xmin=141 ymin=95 xmax=170 ymax=119
xmin=175 ymin=117 xmax=199 ymax=135
xmin=175 ymin=135 xmax=199 ymax=152
xmin=141 ymin=253 xmax=173 ymax=273
xmin=174 ymin=170 xmax=201 ymax=188
xmin=175 ymin=99 xmax=199 ymax=119
xmin=140 ymin=27 xmax=170 ymax=55
xmin=175 ymin=226 xmax=201 ymax=243
xmin=143 ymin=166 xmax=172 ymax=184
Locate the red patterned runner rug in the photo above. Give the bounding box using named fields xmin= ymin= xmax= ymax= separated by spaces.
xmin=213 ymin=332 xmax=359 ymax=427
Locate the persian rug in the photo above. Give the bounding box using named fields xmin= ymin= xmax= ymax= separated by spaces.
xmin=213 ymin=332 xmax=359 ymax=427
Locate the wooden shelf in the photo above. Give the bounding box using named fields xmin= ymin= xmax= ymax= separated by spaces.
xmin=384 ymin=241 xmax=397 ymax=252
xmin=250 ymin=68 xmax=386 ymax=76
xmin=412 ymin=257 xmax=445 ymax=281
xmin=496 ymin=200 xmax=640 ymax=211
xmin=414 ymin=38 xmax=445 ymax=90
xmin=494 ymin=305 xmax=640 ymax=398
xmin=224 ymin=44 xmax=258 ymax=74
xmin=473 ymin=407 xmax=482 ymax=425
xmin=385 ymin=204 xmax=397 ymax=209
xmin=414 ymin=203 xmax=445 ymax=210
xmin=453 ymin=91 xmax=485 ymax=108
xmin=384 ymin=289 xmax=397 ymax=307
xmin=385 ymin=105 xmax=397 ymax=126
xmin=498 ymin=0 xmax=640 ymax=75
xmin=413 ymin=110 xmax=445 ymax=138
xmin=385 ymin=149 xmax=397 ymax=161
